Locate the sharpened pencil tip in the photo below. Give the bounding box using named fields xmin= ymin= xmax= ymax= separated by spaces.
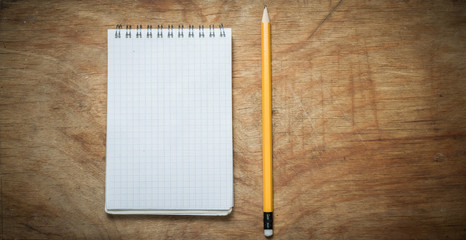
xmin=262 ymin=6 xmax=270 ymax=22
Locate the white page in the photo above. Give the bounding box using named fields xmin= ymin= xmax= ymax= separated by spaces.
xmin=106 ymin=27 xmax=232 ymax=213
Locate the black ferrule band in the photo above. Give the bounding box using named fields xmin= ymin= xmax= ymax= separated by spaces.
xmin=264 ymin=212 xmax=273 ymax=229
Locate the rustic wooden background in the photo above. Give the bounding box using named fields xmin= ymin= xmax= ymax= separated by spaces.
xmin=1 ymin=0 xmax=465 ymax=239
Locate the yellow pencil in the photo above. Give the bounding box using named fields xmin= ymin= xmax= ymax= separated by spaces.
xmin=262 ymin=6 xmax=273 ymax=237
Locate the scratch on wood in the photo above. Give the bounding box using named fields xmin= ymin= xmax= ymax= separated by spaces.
xmin=287 ymin=82 xmax=322 ymax=152
xmin=307 ymin=0 xmax=343 ymax=41
xmin=300 ymin=84 xmax=305 ymax=151
xmin=278 ymin=0 xmax=344 ymax=53
xmin=287 ymin=83 xmax=315 ymax=133
xmin=288 ymin=96 xmax=291 ymax=143
xmin=363 ymin=38 xmax=379 ymax=129
xmin=22 ymin=223 xmax=44 ymax=235
xmin=320 ymin=74 xmax=326 ymax=151
xmin=350 ymin=67 xmax=355 ymax=128
xmin=428 ymin=46 xmax=438 ymax=132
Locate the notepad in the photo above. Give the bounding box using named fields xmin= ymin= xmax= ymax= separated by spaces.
xmin=105 ymin=26 xmax=233 ymax=215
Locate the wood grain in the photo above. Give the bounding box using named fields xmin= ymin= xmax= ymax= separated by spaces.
xmin=1 ymin=0 xmax=466 ymax=239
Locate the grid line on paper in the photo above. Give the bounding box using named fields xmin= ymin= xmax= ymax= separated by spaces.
xmin=106 ymin=28 xmax=233 ymax=211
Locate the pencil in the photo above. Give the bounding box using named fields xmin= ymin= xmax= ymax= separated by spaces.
xmin=261 ymin=6 xmax=273 ymax=237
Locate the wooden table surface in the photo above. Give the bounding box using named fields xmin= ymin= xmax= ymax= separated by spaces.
xmin=1 ymin=0 xmax=465 ymax=239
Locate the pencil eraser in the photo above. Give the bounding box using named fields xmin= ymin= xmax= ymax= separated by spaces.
xmin=264 ymin=229 xmax=273 ymax=237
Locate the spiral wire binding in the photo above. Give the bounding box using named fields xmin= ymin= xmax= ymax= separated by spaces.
xmin=157 ymin=25 xmax=163 ymax=38
xmin=178 ymin=25 xmax=184 ymax=38
xmin=219 ymin=24 xmax=225 ymax=37
xmin=125 ymin=25 xmax=131 ymax=38
xmin=199 ymin=25 xmax=205 ymax=38
xmin=115 ymin=24 xmax=226 ymax=38
xmin=147 ymin=25 xmax=152 ymax=38
xmin=188 ymin=25 xmax=194 ymax=38
xmin=115 ymin=24 xmax=122 ymax=38
xmin=136 ymin=25 xmax=142 ymax=38
xmin=209 ymin=25 xmax=215 ymax=37
xmin=168 ymin=25 xmax=174 ymax=38
xmin=126 ymin=25 xmax=131 ymax=38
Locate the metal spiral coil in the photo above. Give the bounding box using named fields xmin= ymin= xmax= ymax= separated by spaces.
xmin=209 ymin=25 xmax=215 ymax=37
xmin=157 ymin=25 xmax=163 ymax=38
xmin=219 ymin=24 xmax=226 ymax=37
xmin=168 ymin=25 xmax=174 ymax=38
xmin=188 ymin=25 xmax=194 ymax=38
xmin=115 ymin=24 xmax=226 ymax=38
xmin=115 ymin=24 xmax=122 ymax=38
xmin=178 ymin=25 xmax=184 ymax=38
xmin=125 ymin=25 xmax=131 ymax=38
xmin=199 ymin=25 xmax=205 ymax=38
xmin=147 ymin=25 xmax=152 ymax=38
xmin=136 ymin=25 xmax=142 ymax=38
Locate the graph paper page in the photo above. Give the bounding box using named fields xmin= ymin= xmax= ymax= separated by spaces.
xmin=106 ymin=28 xmax=232 ymax=213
